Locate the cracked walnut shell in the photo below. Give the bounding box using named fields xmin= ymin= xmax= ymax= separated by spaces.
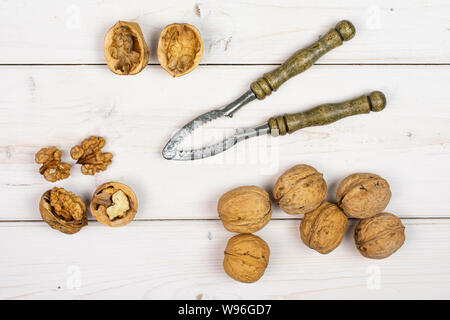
xmin=104 ymin=21 xmax=149 ymax=75
xmin=273 ymin=164 xmax=327 ymax=215
xmin=157 ymin=23 xmax=203 ymax=77
xmin=354 ymin=212 xmax=405 ymax=259
xmin=35 ymin=147 xmax=72 ymax=182
xmin=70 ymin=136 xmax=113 ymax=175
xmin=39 ymin=187 xmax=88 ymax=234
xmin=90 ymin=182 xmax=137 ymax=227
xmin=218 ymin=186 xmax=271 ymax=234
xmin=223 ymin=234 xmax=270 ymax=283
xmin=300 ymin=202 xmax=348 ymax=254
xmin=337 ymin=173 xmax=391 ymax=218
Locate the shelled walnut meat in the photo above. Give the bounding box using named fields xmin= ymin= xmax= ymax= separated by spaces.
xmin=223 ymin=234 xmax=270 ymax=283
xmin=71 ymin=136 xmax=113 ymax=175
xmin=104 ymin=21 xmax=149 ymax=75
xmin=273 ymin=164 xmax=327 ymax=215
xmin=40 ymin=187 xmax=88 ymax=234
xmin=300 ymin=202 xmax=348 ymax=254
xmin=90 ymin=182 xmax=137 ymax=227
xmin=337 ymin=173 xmax=391 ymax=218
xmin=354 ymin=212 xmax=405 ymax=259
xmin=218 ymin=186 xmax=271 ymax=233
xmin=157 ymin=23 xmax=203 ymax=77
xmin=35 ymin=147 xmax=72 ymax=182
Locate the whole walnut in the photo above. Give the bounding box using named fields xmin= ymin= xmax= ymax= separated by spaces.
xmin=354 ymin=212 xmax=405 ymax=259
xmin=218 ymin=186 xmax=271 ymax=233
xmin=300 ymin=202 xmax=348 ymax=254
xmin=39 ymin=187 xmax=88 ymax=234
xmin=337 ymin=173 xmax=391 ymax=218
xmin=223 ymin=234 xmax=270 ymax=283
xmin=273 ymin=164 xmax=327 ymax=215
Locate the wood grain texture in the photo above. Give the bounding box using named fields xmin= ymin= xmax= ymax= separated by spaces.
xmin=0 ymin=219 xmax=449 ymax=299
xmin=0 ymin=0 xmax=449 ymax=64
xmin=0 ymin=65 xmax=449 ymax=220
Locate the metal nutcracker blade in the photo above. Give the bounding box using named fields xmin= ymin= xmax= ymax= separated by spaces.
xmin=162 ymin=90 xmax=259 ymax=160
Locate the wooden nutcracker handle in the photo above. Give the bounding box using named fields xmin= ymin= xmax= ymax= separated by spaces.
xmin=268 ymin=91 xmax=386 ymax=136
xmin=251 ymin=20 xmax=355 ymax=100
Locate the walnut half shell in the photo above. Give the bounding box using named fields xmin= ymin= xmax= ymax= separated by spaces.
xmin=104 ymin=21 xmax=149 ymax=75
xmin=90 ymin=182 xmax=138 ymax=227
xmin=157 ymin=23 xmax=203 ymax=77
xmin=39 ymin=187 xmax=88 ymax=234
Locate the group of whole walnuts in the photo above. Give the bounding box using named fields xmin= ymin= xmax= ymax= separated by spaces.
xmin=104 ymin=21 xmax=203 ymax=77
xmin=218 ymin=164 xmax=405 ymax=283
xmin=35 ymin=137 xmax=138 ymax=234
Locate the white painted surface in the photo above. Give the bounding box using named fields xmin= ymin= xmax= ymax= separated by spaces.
xmin=0 ymin=220 xmax=449 ymax=300
xmin=0 ymin=0 xmax=449 ymax=299
xmin=0 ymin=0 xmax=449 ymax=64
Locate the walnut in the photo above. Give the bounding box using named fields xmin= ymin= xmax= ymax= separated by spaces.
xmin=90 ymin=182 xmax=137 ymax=227
xmin=337 ymin=173 xmax=391 ymax=218
xmin=273 ymin=164 xmax=327 ymax=215
xmin=104 ymin=21 xmax=149 ymax=75
xmin=35 ymin=147 xmax=72 ymax=182
xmin=39 ymin=187 xmax=88 ymax=234
xmin=70 ymin=136 xmax=113 ymax=175
xmin=157 ymin=23 xmax=203 ymax=77
xmin=300 ymin=202 xmax=348 ymax=254
xmin=354 ymin=212 xmax=405 ymax=259
xmin=218 ymin=186 xmax=271 ymax=234
xmin=223 ymin=234 xmax=270 ymax=283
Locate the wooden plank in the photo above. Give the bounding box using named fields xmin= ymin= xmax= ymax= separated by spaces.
xmin=0 ymin=65 xmax=449 ymax=220
xmin=0 ymin=219 xmax=448 ymax=299
xmin=0 ymin=0 xmax=449 ymax=64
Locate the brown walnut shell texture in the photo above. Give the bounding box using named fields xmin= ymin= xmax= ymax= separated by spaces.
xmin=90 ymin=182 xmax=138 ymax=227
xmin=157 ymin=23 xmax=203 ymax=77
xmin=218 ymin=186 xmax=271 ymax=234
xmin=223 ymin=234 xmax=270 ymax=283
xmin=104 ymin=21 xmax=149 ymax=75
xmin=273 ymin=164 xmax=327 ymax=215
xmin=39 ymin=187 xmax=88 ymax=234
xmin=300 ymin=202 xmax=348 ymax=254
xmin=354 ymin=212 xmax=405 ymax=259
xmin=337 ymin=173 xmax=391 ymax=218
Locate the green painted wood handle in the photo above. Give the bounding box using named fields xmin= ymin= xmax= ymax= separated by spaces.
xmin=251 ymin=20 xmax=355 ymax=100
xmin=268 ymin=91 xmax=386 ymax=136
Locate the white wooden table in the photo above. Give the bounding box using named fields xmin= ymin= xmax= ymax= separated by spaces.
xmin=0 ymin=0 xmax=449 ymax=299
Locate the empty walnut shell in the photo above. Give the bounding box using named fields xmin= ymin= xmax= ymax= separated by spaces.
xmin=223 ymin=234 xmax=270 ymax=283
xmin=273 ymin=164 xmax=327 ymax=215
xmin=300 ymin=202 xmax=348 ymax=254
xmin=90 ymin=182 xmax=138 ymax=227
xmin=337 ymin=173 xmax=391 ymax=218
xmin=218 ymin=186 xmax=271 ymax=234
xmin=354 ymin=212 xmax=405 ymax=259
xmin=39 ymin=188 xmax=88 ymax=234
xmin=104 ymin=21 xmax=149 ymax=75
xmin=157 ymin=23 xmax=203 ymax=77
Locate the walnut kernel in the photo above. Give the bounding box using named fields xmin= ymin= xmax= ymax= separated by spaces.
xmin=39 ymin=187 xmax=88 ymax=234
xmin=300 ymin=202 xmax=348 ymax=254
xmin=223 ymin=234 xmax=270 ymax=283
xmin=70 ymin=136 xmax=113 ymax=175
xmin=337 ymin=173 xmax=391 ymax=218
xmin=157 ymin=23 xmax=203 ymax=77
xmin=35 ymin=147 xmax=72 ymax=182
xmin=90 ymin=182 xmax=137 ymax=227
xmin=354 ymin=212 xmax=405 ymax=259
xmin=104 ymin=21 xmax=149 ymax=75
xmin=273 ymin=164 xmax=327 ymax=215
xmin=218 ymin=186 xmax=271 ymax=233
